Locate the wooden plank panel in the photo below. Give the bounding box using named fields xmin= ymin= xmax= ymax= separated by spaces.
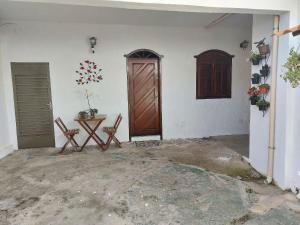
xmin=128 ymin=58 xmax=161 ymax=137
xmin=11 ymin=62 xmax=55 ymax=149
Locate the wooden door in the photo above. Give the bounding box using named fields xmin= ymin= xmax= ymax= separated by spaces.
xmin=128 ymin=58 xmax=161 ymax=137
xmin=11 ymin=63 xmax=55 ymax=149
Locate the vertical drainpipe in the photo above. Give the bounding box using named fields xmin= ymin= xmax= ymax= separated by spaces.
xmin=266 ymin=15 xmax=280 ymax=184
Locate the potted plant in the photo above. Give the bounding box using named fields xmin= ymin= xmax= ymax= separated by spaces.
xmin=249 ymin=51 xmax=262 ymax=65
xmin=259 ymin=83 xmax=270 ymax=94
xmin=282 ymin=48 xmax=300 ymax=88
xmin=251 ymin=73 xmax=261 ymax=84
xmin=89 ymin=108 xmax=98 ymax=117
xmin=254 ymin=38 xmax=270 ymax=56
xmin=78 ymin=111 xmax=89 ymax=119
xmin=247 ymin=87 xmax=260 ymax=105
xmin=260 ymin=65 xmax=270 ymax=77
xmin=256 ymin=99 xmax=270 ymax=111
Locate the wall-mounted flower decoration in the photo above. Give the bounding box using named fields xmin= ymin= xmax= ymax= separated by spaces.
xmin=75 ymin=60 xmax=103 ymax=117
xmin=76 ymin=60 xmax=103 ymax=85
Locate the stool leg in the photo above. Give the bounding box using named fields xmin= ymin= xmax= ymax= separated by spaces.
xmin=60 ymin=139 xmax=70 ymax=153
xmin=113 ymin=136 xmax=122 ymax=148
xmin=70 ymin=134 xmax=79 ymax=147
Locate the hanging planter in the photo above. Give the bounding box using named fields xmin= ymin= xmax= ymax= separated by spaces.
xmin=251 ymin=73 xmax=261 ymax=84
xmin=259 ymin=83 xmax=270 ymax=94
xmin=251 ymin=58 xmax=261 ymax=65
xmin=256 ymin=99 xmax=270 ymax=111
xmin=250 ymin=96 xmax=260 ymax=105
xmin=260 ymin=65 xmax=270 ymax=77
xmin=258 ymin=44 xmax=270 ymax=56
xmin=282 ymin=48 xmax=300 ymax=88
xmin=249 ymin=51 xmax=262 ymax=65
xmin=247 ymin=87 xmax=260 ymax=105
xmin=254 ymin=38 xmax=270 ymax=56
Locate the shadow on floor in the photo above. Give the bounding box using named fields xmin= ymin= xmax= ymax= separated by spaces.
xmin=212 ymin=134 xmax=249 ymax=158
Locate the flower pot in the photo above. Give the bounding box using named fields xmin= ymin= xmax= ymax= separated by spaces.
xmin=258 ymin=44 xmax=270 ymax=56
xmin=250 ymin=97 xmax=258 ymax=105
xmin=251 ymin=77 xmax=260 ymax=84
xmin=90 ymin=111 xmax=95 ymax=118
xmin=89 ymin=108 xmax=98 ymax=118
xmin=78 ymin=111 xmax=88 ymax=119
xmin=251 ymin=58 xmax=260 ymax=65
xmin=258 ymin=104 xmax=269 ymax=111
xmin=259 ymin=87 xmax=269 ymax=94
xmin=260 ymin=68 xmax=269 ymax=77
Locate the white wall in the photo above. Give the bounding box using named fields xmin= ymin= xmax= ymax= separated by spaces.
xmin=285 ymin=3 xmax=300 ymax=189
xmin=274 ymin=13 xmax=290 ymax=188
xmin=249 ymin=15 xmax=273 ymax=175
xmin=0 ymin=40 xmax=12 ymax=158
xmin=250 ymin=14 xmax=289 ymax=188
xmin=0 ymin=21 xmax=251 ymax=149
xmin=250 ymin=12 xmax=300 ymax=190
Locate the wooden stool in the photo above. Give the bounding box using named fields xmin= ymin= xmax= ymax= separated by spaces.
xmin=103 ymin=114 xmax=122 ymax=150
xmin=55 ymin=117 xmax=79 ymax=153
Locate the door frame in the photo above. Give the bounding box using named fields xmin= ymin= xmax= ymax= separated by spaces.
xmin=11 ymin=62 xmax=55 ymax=149
xmin=124 ymin=49 xmax=164 ymax=141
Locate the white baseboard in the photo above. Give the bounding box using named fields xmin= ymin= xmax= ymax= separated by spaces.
xmin=0 ymin=145 xmax=15 ymax=159
xmin=131 ymin=135 xmax=161 ymax=142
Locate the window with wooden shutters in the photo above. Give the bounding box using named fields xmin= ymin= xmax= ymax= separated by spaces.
xmin=195 ymin=50 xmax=233 ymax=99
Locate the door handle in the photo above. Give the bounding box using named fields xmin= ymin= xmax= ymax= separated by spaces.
xmin=46 ymin=102 xmax=53 ymax=110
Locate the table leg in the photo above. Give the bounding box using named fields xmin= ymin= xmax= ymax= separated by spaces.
xmin=83 ymin=121 xmax=105 ymax=145
xmin=83 ymin=121 xmax=104 ymax=149
xmin=78 ymin=120 xmax=106 ymax=151
xmin=78 ymin=121 xmax=91 ymax=151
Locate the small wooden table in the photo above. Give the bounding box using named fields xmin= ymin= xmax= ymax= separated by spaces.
xmin=75 ymin=115 xmax=107 ymax=151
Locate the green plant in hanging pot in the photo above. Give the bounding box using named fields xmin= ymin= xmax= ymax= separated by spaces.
xmin=282 ymin=48 xmax=300 ymax=88
xmin=259 ymin=83 xmax=270 ymax=95
xmin=249 ymin=51 xmax=262 ymax=65
xmin=260 ymin=64 xmax=270 ymax=77
xmin=251 ymin=73 xmax=261 ymax=84
xmin=256 ymin=99 xmax=270 ymax=111
xmin=247 ymin=87 xmax=260 ymax=105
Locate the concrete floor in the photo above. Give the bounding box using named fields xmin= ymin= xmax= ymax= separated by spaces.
xmin=0 ymin=137 xmax=299 ymax=225
xmin=213 ymin=135 xmax=249 ymax=158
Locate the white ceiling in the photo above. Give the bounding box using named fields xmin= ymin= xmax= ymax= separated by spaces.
xmin=0 ymin=1 xmax=252 ymax=28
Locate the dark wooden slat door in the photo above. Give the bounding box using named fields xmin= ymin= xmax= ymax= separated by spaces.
xmin=128 ymin=58 xmax=161 ymax=137
xmin=11 ymin=63 xmax=55 ymax=149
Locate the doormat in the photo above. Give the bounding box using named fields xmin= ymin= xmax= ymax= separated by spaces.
xmin=135 ymin=140 xmax=161 ymax=148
